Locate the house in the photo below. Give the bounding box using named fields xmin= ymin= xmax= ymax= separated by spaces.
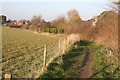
xmin=11 ymin=21 xmax=23 ymax=25
xmin=3 ymin=20 xmax=11 ymax=26
xmin=92 ymin=16 xmax=98 ymax=27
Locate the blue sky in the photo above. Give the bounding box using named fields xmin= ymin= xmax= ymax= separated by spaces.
xmin=1 ymin=0 xmax=109 ymax=21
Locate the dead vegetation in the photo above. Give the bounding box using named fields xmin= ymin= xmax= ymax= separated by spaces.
xmin=87 ymin=11 xmax=118 ymax=53
xmin=65 ymin=10 xmax=118 ymax=53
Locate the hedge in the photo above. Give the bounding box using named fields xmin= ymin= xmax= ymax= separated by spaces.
xmin=42 ymin=28 xmax=46 ymax=32
xmin=42 ymin=28 xmax=64 ymax=33
xmin=54 ymin=28 xmax=58 ymax=33
xmin=50 ymin=28 xmax=55 ymax=33
xmin=46 ymin=28 xmax=50 ymax=32
xmin=57 ymin=29 xmax=64 ymax=33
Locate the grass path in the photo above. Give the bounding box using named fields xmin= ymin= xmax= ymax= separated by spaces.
xmin=40 ymin=40 xmax=92 ymax=78
xmin=40 ymin=40 xmax=119 ymax=79
xmin=79 ymin=47 xmax=92 ymax=78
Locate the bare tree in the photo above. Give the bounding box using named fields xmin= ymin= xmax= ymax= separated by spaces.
xmin=107 ymin=0 xmax=120 ymax=12
xmin=67 ymin=9 xmax=82 ymax=24
xmin=31 ymin=15 xmax=41 ymax=25
xmin=51 ymin=16 xmax=66 ymax=28
xmin=67 ymin=9 xmax=79 ymax=19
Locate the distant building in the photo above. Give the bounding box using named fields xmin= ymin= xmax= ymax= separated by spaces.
xmin=92 ymin=16 xmax=98 ymax=27
xmin=4 ymin=20 xmax=11 ymax=26
xmin=11 ymin=21 xmax=23 ymax=25
xmin=92 ymin=19 xmax=97 ymax=26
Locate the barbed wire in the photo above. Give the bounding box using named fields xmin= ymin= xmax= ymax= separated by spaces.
xmin=15 ymin=43 xmax=59 ymax=78
xmin=3 ymin=40 xmax=61 ymax=78
xmin=47 ymin=41 xmax=58 ymax=48
xmin=47 ymin=44 xmax=58 ymax=53
xmin=12 ymin=52 xmax=44 ymax=76
xmin=3 ymin=47 xmax=44 ymax=74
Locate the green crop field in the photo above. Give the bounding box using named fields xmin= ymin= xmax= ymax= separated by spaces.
xmin=2 ymin=27 xmax=64 ymax=78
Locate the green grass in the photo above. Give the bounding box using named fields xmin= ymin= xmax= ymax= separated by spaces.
xmin=39 ymin=40 xmax=120 ymax=79
xmin=89 ymin=41 xmax=119 ymax=78
xmin=2 ymin=27 xmax=119 ymax=78
xmin=39 ymin=40 xmax=91 ymax=79
xmin=2 ymin=27 xmax=64 ymax=78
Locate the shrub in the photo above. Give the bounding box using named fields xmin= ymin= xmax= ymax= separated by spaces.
xmin=50 ymin=28 xmax=55 ymax=33
xmin=46 ymin=28 xmax=50 ymax=32
xmin=42 ymin=28 xmax=46 ymax=32
xmin=42 ymin=28 xmax=64 ymax=33
xmin=54 ymin=28 xmax=58 ymax=33
xmin=49 ymin=28 xmax=52 ymax=33
xmin=58 ymin=29 xmax=64 ymax=33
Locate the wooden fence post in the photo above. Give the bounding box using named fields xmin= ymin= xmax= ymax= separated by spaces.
xmin=5 ymin=74 xmax=11 ymax=80
xmin=67 ymin=37 xmax=69 ymax=50
xmin=110 ymin=50 xmax=112 ymax=56
xmin=66 ymin=37 xmax=67 ymax=50
xmin=59 ymin=39 xmax=61 ymax=53
xmin=43 ymin=45 xmax=47 ymax=72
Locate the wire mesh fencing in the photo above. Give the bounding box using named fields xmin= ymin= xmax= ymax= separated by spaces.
xmin=2 ymin=37 xmax=70 ymax=78
xmin=3 ymin=46 xmax=44 ymax=78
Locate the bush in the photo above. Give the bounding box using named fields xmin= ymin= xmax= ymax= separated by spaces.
xmin=46 ymin=28 xmax=50 ymax=32
xmin=42 ymin=28 xmax=64 ymax=34
xmin=58 ymin=29 xmax=64 ymax=33
xmin=54 ymin=28 xmax=58 ymax=33
xmin=50 ymin=28 xmax=55 ymax=33
xmin=42 ymin=28 xmax=46 ymax=32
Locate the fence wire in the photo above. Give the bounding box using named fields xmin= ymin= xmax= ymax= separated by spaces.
xmin=2 ymin=38 xmax=66 ymax=78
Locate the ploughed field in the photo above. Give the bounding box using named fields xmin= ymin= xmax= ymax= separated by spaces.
xmin=2 ymin=27 xmax=63 ymax=78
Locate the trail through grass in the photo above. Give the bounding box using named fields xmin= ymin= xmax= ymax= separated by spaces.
xmin=39 ymin=40 xmax=119 ymax=79
xmin=40 ymin=40 xmax=91 ymax=78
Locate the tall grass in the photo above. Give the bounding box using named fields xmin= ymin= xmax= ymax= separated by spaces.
xmin=89 ymin=41 xmax=119 ymax=78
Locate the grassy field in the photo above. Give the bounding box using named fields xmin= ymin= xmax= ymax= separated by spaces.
xmin=2 ymin=27 xmax=64 ymax=78
xmin=2 ymin=27 xmax=119 ymax=78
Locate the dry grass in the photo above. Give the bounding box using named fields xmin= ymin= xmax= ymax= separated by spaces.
xmin=87 ymin=11 xmax=118 ymax=52
xmin=65 ymin=11 xmax=118 ymax=54
xmin=67 ymin=34 xmax=80 ymax=44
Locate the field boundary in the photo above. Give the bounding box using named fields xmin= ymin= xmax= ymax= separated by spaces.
xmin=3 ymin=26 xmax=66 ymax=37
xmin=3 ymin=35 xmax=71 ymax=78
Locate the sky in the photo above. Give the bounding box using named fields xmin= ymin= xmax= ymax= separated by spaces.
xmin=1 ymin=0 xmax=110 ymax=21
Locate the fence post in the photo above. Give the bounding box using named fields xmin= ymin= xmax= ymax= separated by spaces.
xmin=110 ymin=50 xmax=112 ymax=56
xmin=67 ymin=37 xmax=69 ymax=50
xmin=43 ymin=45 xmax=47 ymax=72
xmin=66 ymin=37 xmax=67 ymax=50
xmin=59 ymin=39 xmax=61 ymax=53
xmin=5 ymin=74 xmax=11 ymax=80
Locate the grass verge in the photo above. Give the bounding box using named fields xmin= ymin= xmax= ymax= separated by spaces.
xmin=89 ymin=41 xmax=120 ymax=78
xmin=39 ymin=40 xmax=91 ymax=79
xmin=38 ymin=40 xmax=120 ymax=79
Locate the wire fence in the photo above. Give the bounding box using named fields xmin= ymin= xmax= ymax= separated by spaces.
xmin=2 ymin=37 xmax=70 ymax=78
